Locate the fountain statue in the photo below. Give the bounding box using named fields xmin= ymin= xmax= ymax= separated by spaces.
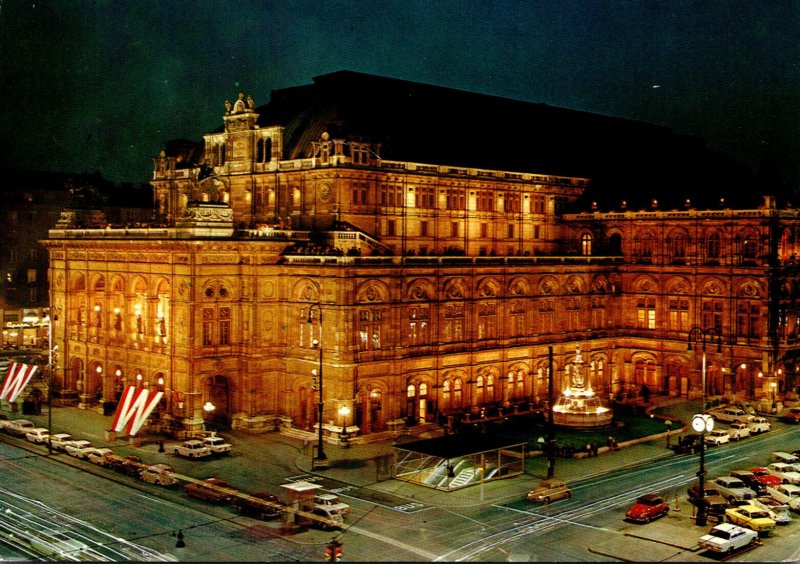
xmin=552 ymin=345 xmax=613 ymax=428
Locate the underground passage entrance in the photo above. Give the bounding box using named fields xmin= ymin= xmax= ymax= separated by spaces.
xmin=393 ymin=436 xmax=526 ymax=491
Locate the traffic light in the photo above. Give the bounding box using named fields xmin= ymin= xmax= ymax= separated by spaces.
xmin=325 ymin=539 xmax=342 ymax=561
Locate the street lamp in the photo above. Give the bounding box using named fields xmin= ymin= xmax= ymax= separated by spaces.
xmin=307 ymin=303 xmax=326 ymax=468
xmin=203 ymin=401 xmax=215 ymax=432
xmin=339 ymin=405 xmax=351 ymax=447
xmin=687 ymin=326 xmax=722 ymax=527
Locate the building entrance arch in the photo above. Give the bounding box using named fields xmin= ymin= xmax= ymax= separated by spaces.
xmin=203 ymin=375 xmax=230 ymax=429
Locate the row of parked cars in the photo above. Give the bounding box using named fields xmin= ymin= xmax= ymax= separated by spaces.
xmin=687 ymin=450 xmax=800 ymax=554
xmin=1 ymin=414 xmax=350 ymax=530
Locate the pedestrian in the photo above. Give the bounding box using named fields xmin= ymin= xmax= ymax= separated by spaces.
xmin=607 ymin=436 xmax=617 ymax=451
xmin=591 ymin=442 xmax=598 ymax=457
xmin=584 ymin=443 xmax=592 ymax=457
xmin=303 ymin=438 xmax=309 ymax=454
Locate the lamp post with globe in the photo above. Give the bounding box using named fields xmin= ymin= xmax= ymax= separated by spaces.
xmin=687 ymin=326 xmax=722 ymax=527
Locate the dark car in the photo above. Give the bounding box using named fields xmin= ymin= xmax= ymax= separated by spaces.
xmin=625 ymin=493 xmax=669 ymax=523
xmin=687 ymin=485 xmax=728 ymax=517
xmin=185 ymin=478 xmax=237 ymax=503
xmin=780 ymin=407 xmax=800 ymax=424
xmin=233 ymin=491 xmax=285 ymax=520
xmin=109 ymin=454 xmax=145 ymax=477
xmin=672 ymin=434 xmax=703 ymax=454
xmin=729 ymin=470 xmax=767 ymax=496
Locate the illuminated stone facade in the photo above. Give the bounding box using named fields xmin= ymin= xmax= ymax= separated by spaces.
xmin=44 ymin=72 xmax=800 ymax=437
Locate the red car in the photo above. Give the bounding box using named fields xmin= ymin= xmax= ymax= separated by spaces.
xmin=780 ymin=407 xmax=800 ymax=424
xmin=752 ymin=467 xmax=783 ymax=487
xmin=625 ymin=493 xmax=670 ymax=523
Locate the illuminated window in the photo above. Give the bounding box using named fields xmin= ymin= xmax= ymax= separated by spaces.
xmin=636 ymin=297 xmax=656 ymax=329
xmin=581 ymin=233 xmax=592 ymax=256
xmin=667 ymin=298 xmax=689 ymax=331
xmin=358 ymin=309 xmax=383 ymax=351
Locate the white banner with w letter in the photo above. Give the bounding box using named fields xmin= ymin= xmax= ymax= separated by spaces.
xmin=111 ymin=385 xmax=163 ymax=436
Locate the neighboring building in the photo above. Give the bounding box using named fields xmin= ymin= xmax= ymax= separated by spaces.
xmin=0 ymin=169 xmax=151 ymax=349
xmin=43 ymin=71 xmax=799 ymax=439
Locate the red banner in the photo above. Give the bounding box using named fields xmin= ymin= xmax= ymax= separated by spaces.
xmin=111 ymin=385 xmax=163 ymax=436
xmin=0 ymin=363 xmax=38 ymax=403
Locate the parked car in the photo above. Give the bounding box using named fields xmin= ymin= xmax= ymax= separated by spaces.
xmin=48 ymin=433 xmax=74 ymax=451
xmin=765 ymin=463 xmax=800 ymax=485
xmin=202 ymin=434 xmax=232 ymax=455
xmin=184 ymin=478 xmax=237 ymax=503
xmin=140 ymin=463 xmax=178 ymax=486
xmin=747 ymin=416 xmax=771 ymax=434
xmin=727 ymin=423 xmax=751 ymax=440
xmin=709 ymin=476 xmax=756 ymax=502
xmin=708 ymin=406 xmax=753 ymax=423
xmin=687 ymin=485 xmax=729 ymax=517
xmin=766 ymin=484 xmax=800 ymax=511
xmin=172 ymin=439 xmax=212 ymax=459
xmin=65 ymin=440 xmax=94 ymax=458
xmin=109 ymin=454 xmax=145 ymax=477
xmin=705 ymin=429 xmax=731 ymax=446
xmin=779 ymin=407 xmax=800 ymax=424
xmin=234 ymin=492 xmax=285 ymax=520
xmin=24 ymin=427 xmax=50 ymax=444
xmin=672 ymin=434 xmax=703 ymax=454
xmin=698 ymin=523 xmax=758 ymax=553
xmin=751 ymin=467 xmax=783 ymax=488
xmin=769 ymin=451 xmax=800 ymax=464
xmin=724 ymin=504 xmax=776 ymax=535
xmin=313 ymin=493 xmax=351 ymax=517
xmin=527 ymin=479 xmax=572 ymax=504
xmin=624 ymin=493 xmax=669 ymax=523
xmin=5 ymin=419 xmax=36 ymax=436
xmin=86 ymin=448 xmax=115 ymax=466
xmin=729 ymin=470 xmax=767 ymax=496
xmin=751 ymin=497 xmax=792 ymax=525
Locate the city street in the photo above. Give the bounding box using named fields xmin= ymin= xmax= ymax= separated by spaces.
xmin=0 ymin=402 xmax=799 ymax=561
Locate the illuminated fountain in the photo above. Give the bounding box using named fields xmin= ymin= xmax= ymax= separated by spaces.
xmin=553 ymin=345 xmax=613 ymax=428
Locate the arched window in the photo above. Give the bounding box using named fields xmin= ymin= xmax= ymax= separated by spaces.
xmin=476 ymin=375 xmax=484 ymax=405
xmin=581 ymin=233 xmax=592 ymax=256
xmin=706 ymin=232 xmax=722 ymax=260
xmin=407 ymin=384 xmax=415 ymax=398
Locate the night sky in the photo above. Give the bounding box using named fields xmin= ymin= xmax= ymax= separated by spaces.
xmin=1 ymin=0 xmax=798 ymax=190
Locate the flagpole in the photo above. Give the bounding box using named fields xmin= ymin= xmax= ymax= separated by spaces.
xmin=47 ymin=311 xmax=54 ymax=455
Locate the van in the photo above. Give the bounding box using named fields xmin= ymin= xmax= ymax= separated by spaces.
xmin=770 ymin=451 xmax=800 ymax=464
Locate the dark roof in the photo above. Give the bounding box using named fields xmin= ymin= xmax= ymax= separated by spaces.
xmin=207 ymin=70 xmax=763 ymax=209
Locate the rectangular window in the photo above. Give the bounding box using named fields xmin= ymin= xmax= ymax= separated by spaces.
xmin=636 ymin=297 xmax=656 ymax=329
xmin=507 ymin=224 xmax=514 ymax=238
xmin=358 ymin=309 xmax=383 ymax=350
xmin=451 ymin=222 xmax=459 ymax=237
xmin=202 ymin=308 xmax=214 ymax=346
xmin=418 ymin=186 xmax=435 ymax=209
xmin=534 ymin=225 xmax=541 ymax=240
xmin=505 ymin=193 xmax=521 ymax=213
xmin=29 ymin=248 xmax=37 ymax=261
xmin=446 ymin=189 xmax=466 ymax=210
xmin=477 ymin=302 xmax=496 ymax=340
xmin=387 ymin=220 xmax=396 ymax=236
xmin=219 ymin=307 xmax=231 ymax=345
xmin=538 ymin=300 xmax=554 ymax=334
xmin=591 ymin=297 xmax=607 ymax=329
xmin=702 ymin=300 xmax=724 ymax=334
xmin=420 ymin=221 xmax=429 ymax=237
xmin=668 ymin=298 xmax=689 ymax=331
xmin=533 ymin=195 xmax=545 ymax=214
xmin=26 ymin=269 xmax=36 ymax=283
xmin=443 ymin=303 xmax=464 ymax=343
xmin=480 ymin=223 xmax=488 ymax=238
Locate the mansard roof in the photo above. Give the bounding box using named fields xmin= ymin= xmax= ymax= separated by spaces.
xmin=207 ymin=70 xmax=761 ymax=209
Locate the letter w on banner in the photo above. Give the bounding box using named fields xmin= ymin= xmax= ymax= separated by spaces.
xmin=0 ymin=363 xmax=39 ymax=403
xmin=111 ymin=386 xmax=164 ymax=436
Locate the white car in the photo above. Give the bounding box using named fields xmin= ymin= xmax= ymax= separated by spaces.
xmin=766 ymin=463 xmax=800 ymax=485
xmin=139 ymin=463 xmax=179 ymax=486
xmin=769 ymin=451 xmax=800 ymax=464
xmin=172 ymin=439 xmax=211 ymax=459
xmin=698 ymin=522 xmax=758 ymax=553
xmin=766 ymin=484 xmax=800 ymax=511
xmin=751 ymin=497 xmax=792 ymax=525
xmin=85 ymin=448 xmax=115 ymax=466
xmin=202 ymin=434 xmax=232 ymax=455
xmin=5 ymin=419 xmax=36 ymax=436
xmin=710 ymin=476 xmax=756 ymax=502
xmin=708 ymin=406 xmax=753 ymax=424
xmin=727 ymin=423 xmax=750 ymax=440
xmin=705 ymin=429 xmax=731 ymax=446
xmin=65 ymin=440 xmax=93 ymax=458
xmin=49 ymin=433 xmax=74 ymax=451
xmin=747 ymin=416 xmax=771 ymax=434
xmin=25 ymin=428 xmax=50 ymax=444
